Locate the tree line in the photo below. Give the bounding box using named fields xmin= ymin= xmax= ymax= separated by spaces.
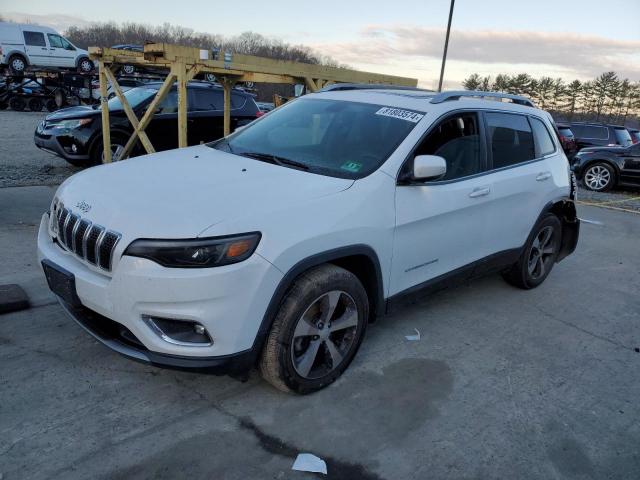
xmin=462 ymin=72 xmax=640 ymax=126
xmin=64 ymin=22 xmax=341 ymax=67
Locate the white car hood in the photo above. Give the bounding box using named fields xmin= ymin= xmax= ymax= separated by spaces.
xmin=55 ymin=145 xmax=353 ymax=239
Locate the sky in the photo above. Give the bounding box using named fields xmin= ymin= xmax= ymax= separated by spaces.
xmin=2 ymin=0 xmax=639 ymax=88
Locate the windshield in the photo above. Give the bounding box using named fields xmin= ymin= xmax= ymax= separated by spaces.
xmin=210 ymin=98 xmax=423 ymax=179
xmin=106 ymin=87 xmax=157 ymax=111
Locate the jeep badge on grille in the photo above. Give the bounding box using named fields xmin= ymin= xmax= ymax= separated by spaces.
xmin=76 ymin=201 xmax=92 ymax=213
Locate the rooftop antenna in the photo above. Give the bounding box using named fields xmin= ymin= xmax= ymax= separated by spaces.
xmin=438 ymin=0 xmax=455 ymax=92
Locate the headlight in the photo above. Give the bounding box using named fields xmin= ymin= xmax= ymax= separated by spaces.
xmin=124 ymin=232 xmax=261 ymax=268
xmin=49 ymin=118 xmax=93 ymax=130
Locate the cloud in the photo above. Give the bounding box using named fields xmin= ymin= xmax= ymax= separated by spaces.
xmin=4 ymin=12 xmax=93 ymax=33
xmin=313 ymin=25 xmax=640 ymax=82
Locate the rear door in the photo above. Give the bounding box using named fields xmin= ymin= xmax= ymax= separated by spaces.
xmin=22 ymin=30 xmax=50 ymax=67
xmin=46 ymin=34 xmax=76 ymax=68
xmin=391 ymin=110 xmax=492 ymax=296
xmin=480 ymin=111 xmax=560 ymax=254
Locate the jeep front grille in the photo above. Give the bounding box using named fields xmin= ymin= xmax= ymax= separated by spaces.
xmin=51 ymin=202 xmax=121 ymax=272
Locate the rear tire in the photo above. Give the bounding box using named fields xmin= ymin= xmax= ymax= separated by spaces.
xmin=9 ymin=96 xmax=25 ymax=111
xmin=8 ymin=55 xmax=26 ymax=75
xmin=45 ymin=99 xmax=59 ymax=112
xmin=260 ymin=264 xmax=369 ymax=394
xmin=502 ymin=214 xmax=562 ymax=289
xmin=28 ymin=97 xmax=43 ymax=112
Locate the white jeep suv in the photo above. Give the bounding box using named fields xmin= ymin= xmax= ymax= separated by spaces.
xmin=38 ymin=86 xmax=579 ymax=393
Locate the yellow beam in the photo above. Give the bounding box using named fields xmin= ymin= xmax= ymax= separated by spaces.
xmin=97 ymin=61 xmax=111 ymax=163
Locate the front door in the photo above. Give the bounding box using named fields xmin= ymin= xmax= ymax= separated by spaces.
xmin=22 ymin=30 xmax=51 ymax=67
xmin=620 ymin=143 xmax=640 ymax=185
xmin=391 ymin=111 xmax=492 ymax=296
xmin=144 ymin=90 xmax=179 ymax=151
xmin=46 ymin=34 xmax=76 ymax=68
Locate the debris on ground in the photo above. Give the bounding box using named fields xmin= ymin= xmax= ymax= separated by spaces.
xmin=292 ymin=453 xmax=327 ymax=475
xmin=405 ymin=328 xmax=421 ymax=341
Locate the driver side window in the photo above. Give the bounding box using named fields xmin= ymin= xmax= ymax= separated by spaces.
xmin=413 ymin=112 xmax=482 ymax=181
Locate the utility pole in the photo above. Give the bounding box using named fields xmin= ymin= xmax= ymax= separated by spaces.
xmin=438 ymin=0 xmax=455 ymax=92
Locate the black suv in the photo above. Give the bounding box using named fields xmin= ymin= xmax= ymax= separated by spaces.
xmin=34 ymin=81 xmax=261 ymax=166
xmin=570 ymin=122 xmax=633 ymax=150
xmin=571 ymin=142 xmax=640 ymax=191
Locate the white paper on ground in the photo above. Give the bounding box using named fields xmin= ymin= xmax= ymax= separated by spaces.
xmin=292 ymin=453 xmax=327 ymax=475
xmin=405 ymin=328 xmax=421 ymax=341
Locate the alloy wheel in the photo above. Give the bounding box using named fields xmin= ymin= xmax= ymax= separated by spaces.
xmin=528 ymin=226 xmax=556 ymax=280
xmin=11 ymin=57 xmax=25 ymax=72
xmin=80 ymin=59 xmax=93 ymax=72
xmin=584 ymin=165 xmax=611 ymax=191
xmin=102 ymin=143 xmax=125 ymax=162
xmin=290 ymin=290 xmax=359 ymax=379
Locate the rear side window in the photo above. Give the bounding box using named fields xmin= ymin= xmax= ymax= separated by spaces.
xmin=614 ymin=128 xmax=632 ymax=146
xmin=190 ymin=89 xmax=223 ymax=111
xmin=414 ymin=112 xmax=482 ymax=181
xmin=486 ymin=112 xmax=535 ymax=168
xmin=23 ymin=31 xmax=46 ymax=47
xmin=579 ymin=126 xmax=608 ymax=140
xmin=530 ymin=118 xmax=556 ymax=156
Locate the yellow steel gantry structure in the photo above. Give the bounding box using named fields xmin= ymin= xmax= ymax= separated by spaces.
xmin=89 ymin=43 xmax=418 ymax=163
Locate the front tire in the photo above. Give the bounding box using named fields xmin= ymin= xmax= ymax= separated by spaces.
xmin=78 ymin=57 xmax=94 ymax=73
xmin=89 ymin=134 xmax=129 ymax=165
xmin=260 ymin=264 xmax=369 ymax=394
xmin=502 ymin=214 xmax=562 ymax=289
xmin=583 ymin=162 xmax=615 ymax=192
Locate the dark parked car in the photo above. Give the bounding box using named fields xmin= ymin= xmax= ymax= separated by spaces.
xmin=34 ymin=81 xmax=261 ymax=166
xmin=628 ymin=128 xmax=640 ymax=144
xmin=112 ymin=44 xmax=216 ymax=82
xmin=556 ymin=123 xmax=578 ymax=158
xmin=571 ymin=142 xmax=640 ymax=191
xmin=570 ymin=122 xmax=633 ymax=150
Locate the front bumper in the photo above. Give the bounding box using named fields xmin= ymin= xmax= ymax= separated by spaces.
xmin=34 ymin=130 xmax=90 ymax=162
xmin=37 ymin=213 xmax=283 ymax=370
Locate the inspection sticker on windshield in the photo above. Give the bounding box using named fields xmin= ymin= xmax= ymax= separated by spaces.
xmin=375 ymin=107 xmax=424 ymax=123
xmin=341 ymin=161 xmax=363 ymax=172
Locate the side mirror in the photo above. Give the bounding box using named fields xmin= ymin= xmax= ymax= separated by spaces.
xmin=413 ymin=155 xmax=447 ymax=181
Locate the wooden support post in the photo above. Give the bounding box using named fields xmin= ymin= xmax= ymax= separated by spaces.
xmin=220 ymin=77 xmax=235 ymax=136
xmin=98 ymin=61 xmax=111 ymax=163
xmin=177 ymin=62 xmax=188 ymax=148
xmin=304 ymin=77 xmax=318 ymax=93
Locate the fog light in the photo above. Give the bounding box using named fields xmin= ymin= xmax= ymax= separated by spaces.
xmin=142 ymin=315 xmax=212 ymax=347
xmin=71 ymin=143 xmax=78 ymax=153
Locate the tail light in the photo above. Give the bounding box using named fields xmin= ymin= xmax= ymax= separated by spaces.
xmin=256 ymin=110 xmax=265 ymax=118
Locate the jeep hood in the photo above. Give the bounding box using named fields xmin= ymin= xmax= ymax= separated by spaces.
xmin=55 ymin=145 xmax=354 ymax=239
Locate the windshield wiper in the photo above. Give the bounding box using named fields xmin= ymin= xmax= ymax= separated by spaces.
xmin=240 ymin=151 xmax=309 ymax=170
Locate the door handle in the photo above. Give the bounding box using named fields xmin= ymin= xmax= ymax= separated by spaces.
xmin=536 ymin=172 xmax=552 ymax=181
xmin=469 ymin=187 xmax=491 ymax=198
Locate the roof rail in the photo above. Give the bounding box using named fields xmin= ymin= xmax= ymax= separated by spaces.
xmin=319 ymin=83 xmax=431 ymax=93
xmin=430 ymin=90 xmax=535 ymax=107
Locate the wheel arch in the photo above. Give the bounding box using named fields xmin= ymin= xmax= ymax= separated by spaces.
xmin=6 ymin=51 xmax=29 ymax=66
xmin=250 ymin=245 xmax=384 ymax=362
xmin=542 ymin=198 xmax=580 ymax=262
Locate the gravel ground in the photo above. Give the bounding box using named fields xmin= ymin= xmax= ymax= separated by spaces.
xmin=1 ymin=109 xmax=639 ymax=213
xmin=0 ymin=110 xmax=80 ymax=188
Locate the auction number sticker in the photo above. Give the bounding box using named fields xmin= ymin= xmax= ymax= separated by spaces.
xmin=375 ymin=107 xmax=424 ymax=123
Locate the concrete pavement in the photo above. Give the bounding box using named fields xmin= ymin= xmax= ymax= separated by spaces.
xmin=1 ymin=186 xmax=639 ymax=479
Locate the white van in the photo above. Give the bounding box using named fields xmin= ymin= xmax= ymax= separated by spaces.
xmin=0 ymin=22 xmax=93 ymax=74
